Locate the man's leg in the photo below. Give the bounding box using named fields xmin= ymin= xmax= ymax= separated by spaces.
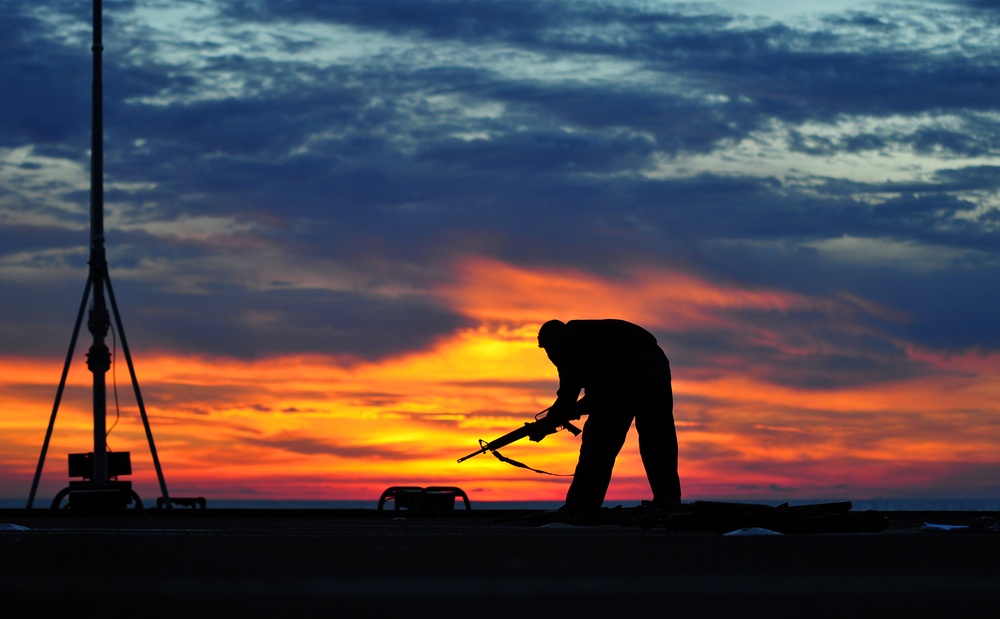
xmin=635 ymin=397 xmax=681 ymax=503
xmin=563 ymin=408 xmax=633 ymax=511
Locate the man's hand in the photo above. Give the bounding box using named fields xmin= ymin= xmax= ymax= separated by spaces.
xmin=569 ymin=395 xmax=595 ymax=420
xmin=550 ymin=400 xmax=579 ymax=422
xmin=528 ymin=409 xmax=569 ymax=442
xmin=528 ymin=397 xmax=590 ymax=442
xmin=527 ymin=420 xmax=552 ymax=442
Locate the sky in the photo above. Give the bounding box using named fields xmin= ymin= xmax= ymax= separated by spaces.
xmin=1 ymin=0 xmax=999 ymax=507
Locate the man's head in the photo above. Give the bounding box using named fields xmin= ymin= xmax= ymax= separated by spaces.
xmin=537 ymin=319 xmax=567 ymax=350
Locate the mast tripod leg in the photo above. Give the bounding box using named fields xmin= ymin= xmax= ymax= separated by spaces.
xmin=26 ymin=274 xmax=93 ymax=510
xmin=105 ymin=273 xmax=171 ymax=505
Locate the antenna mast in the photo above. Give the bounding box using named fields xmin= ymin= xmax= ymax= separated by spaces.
xmin=89 ymin=0 xmax=110 ymax=487
xmin=26 ymin=0 xmax=180 ymax=512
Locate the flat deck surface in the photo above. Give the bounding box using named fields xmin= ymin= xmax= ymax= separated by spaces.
xmin=2 ymin=508 xmax=998 ymax=617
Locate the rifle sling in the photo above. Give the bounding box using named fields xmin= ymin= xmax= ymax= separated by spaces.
xmin=489 ymin=449 xmax=572 ymax=477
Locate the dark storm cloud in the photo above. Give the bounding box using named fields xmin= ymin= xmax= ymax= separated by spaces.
xmin=115 ymin=282 xmax=471 ymax=360
xmin=0 ymin=6 xmax=91 ymax=148
xmin=3 ymin=0 xmax=1000 ymax=364
xmin=222 ymin=0 xmax=688 ymax=44
xmin=0 ymin=279 xmax=90 ymax=357
xmin=789 ymin=122 xmax=1000 ymax=159
xmin=224 ymin=0 xmax=1000 ymax=121
xmin=942 ymin=0 xmax=1000 ymax=9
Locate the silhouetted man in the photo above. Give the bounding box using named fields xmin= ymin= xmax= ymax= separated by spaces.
xmin=536 ymin=319 xmax=680 ymax=512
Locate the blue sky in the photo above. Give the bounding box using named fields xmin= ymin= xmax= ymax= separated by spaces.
xmin=2 ymin=0 xmax=999 ymax=386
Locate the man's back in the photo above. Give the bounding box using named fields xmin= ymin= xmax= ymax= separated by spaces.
xmin=556 ymin=319 xmax=668 ymax=390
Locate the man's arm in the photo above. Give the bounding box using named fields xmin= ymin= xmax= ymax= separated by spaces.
xmin=550 ymin=365 xmax=582 ymax=422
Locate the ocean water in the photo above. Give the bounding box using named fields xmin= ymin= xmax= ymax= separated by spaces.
xmin=3 ymin=497 xmax=999 ymax=511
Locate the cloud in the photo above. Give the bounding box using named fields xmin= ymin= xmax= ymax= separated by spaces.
xmin=802 ymin=235 xmax=989 ymax=271
xmin=4 ymin=0 xmax=998 ymax=362
xmin=245 ymin=431 xmax=415 ymax=459
xmin=3 ymin=0 xmax=1000 ymax=501
xmin=0 ymin=7 xmax=90 ymax=149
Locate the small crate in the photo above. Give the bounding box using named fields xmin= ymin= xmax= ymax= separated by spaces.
xmin=378 ymin=486 xmax=471 ymax=516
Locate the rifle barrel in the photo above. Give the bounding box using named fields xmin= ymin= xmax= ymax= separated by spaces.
xmin=456 ymin=448 xmax=486 ymax=463
xmin=456 ymin=422 xmax=535 ymax=463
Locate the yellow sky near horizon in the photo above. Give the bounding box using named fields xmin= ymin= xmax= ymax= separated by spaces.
xmin=2 ymin=258 xmax=998 ymax=506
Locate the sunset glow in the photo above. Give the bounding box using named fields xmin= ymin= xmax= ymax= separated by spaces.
xmin=3 ymin=258 xmax=998 ymax=506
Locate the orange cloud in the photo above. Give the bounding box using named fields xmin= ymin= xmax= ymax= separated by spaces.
xmin=440 ymin=256 xmax=809 ymax=331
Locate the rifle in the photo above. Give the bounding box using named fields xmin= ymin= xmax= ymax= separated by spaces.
xmin=456 ymin=409 xmax=582 ymax=474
